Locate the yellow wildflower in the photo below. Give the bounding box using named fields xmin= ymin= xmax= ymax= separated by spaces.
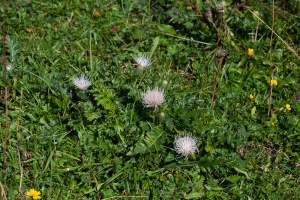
xmin=249 ymin=94 xmax=254 ymax=99
xmin=26 ymin=189 xmax=41 ymax=200
xmin=270 ymin=80 xmax=277 ymax=86
xmin=286 ymin=104 xmax=291 ymax=111
xmin=248 ymin=48 xmax=254 ymax=56
xmin=93 ymin=8 xmax=102 ymax=17
xmin=26 ymin=27 xmax=34 ymax=33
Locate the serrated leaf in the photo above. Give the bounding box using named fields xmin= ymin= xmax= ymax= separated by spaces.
xmin=92 ymin=84 xmax=117 ymax=111
xmin=85 ymin=112 xmax=100 ymax=121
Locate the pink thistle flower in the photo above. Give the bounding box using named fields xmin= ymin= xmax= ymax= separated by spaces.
xmin=174 ymin=134 xmax=198 ymax=157
xmin=73 ymin=75 xmax=92 ymax=90
xmin=135 ymin=55 xmax=151 ymax=68
xmin=142 ymin=87 xmax=165 ymax=109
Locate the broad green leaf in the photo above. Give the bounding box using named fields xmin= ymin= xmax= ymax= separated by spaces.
xmin=234 ymin=166 xmax=250 ymax=179
xmin=184 ymin=22 xmax=194 ymax=29
xmin=158 ymin=24 xmax=176 ymax=35
xmin=27 ymin=113 xmax=37 ymax=121
xmin=225 ymin=175 xmax=241 ymax=183
xmin=252 ymin=11 xmax=261 ymax=23
xmin=195 ymin=0 xmax=202 ymax=13
xmin=205 ymin=142 xmax=215 ymax=154
xmin=251 ymin=106 xmax=256 ymax=116
xmin=237 ymin=55 xmax=248 ymax=68
xmin=165 ymin=117 xmax=174 ymax=131
xmin=39 ymin=116 xmax=47 ymax=125
xmin=164 ymin=152 xmax=175 ymax=162
xmin=126 ymin=128 xmax=164 ymax=156
xmin=184 ymin=192 xmax=205 ymax=199
xmin=150 ymin=36 xmax=160 ymax=57
xmin=270 ymin=113 xmax=277 ymax=123
xmin=205 ymin=185 xmax=224 ymax=191
xmin=272 ymin=49 xmax=283 ymax=60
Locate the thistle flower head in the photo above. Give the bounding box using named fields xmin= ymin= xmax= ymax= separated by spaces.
xmin=73 ymin=75 xmax=92 ymax=90
xmin=135 ymin=55 xmax=151 ymax=68
xmin=215 ymin=48 xmax=228 ymax=58
xmin=217 ymin=1 xmax=228 ymax=13
xmin=6 ymin=63 xmax=14 ymax=71
xmin=205 ymin=8 xmax=213 ymax=23
xmin=174 ymin=134 xmax=198 ymax=157
xmin=142 ymin=87 xmax=165 ymax=109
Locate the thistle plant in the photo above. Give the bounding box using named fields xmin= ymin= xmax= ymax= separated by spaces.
xmin=1 ymin=1 xmax=299 ymax=199
xmin=6 ymin=36 xmax=19 ymax=63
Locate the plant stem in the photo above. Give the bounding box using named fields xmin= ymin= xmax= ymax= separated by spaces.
xmin=148 ymin=0 xmax=150 ymax=21
xmin=2 ymin=0 xmax=8 ymax=184
xmin=89 ymin=31 xmax=93 ymax=72
xmin=268 ymin=0 xmax=275 ymax=116
xmin=210 ymin=57 xmax=224 ymax=108
xmin=17 ymin=91 xmax=23 ymax=193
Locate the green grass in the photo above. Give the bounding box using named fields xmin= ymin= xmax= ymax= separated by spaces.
xmin=1 ymin=0 xmax=300 ymax=199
